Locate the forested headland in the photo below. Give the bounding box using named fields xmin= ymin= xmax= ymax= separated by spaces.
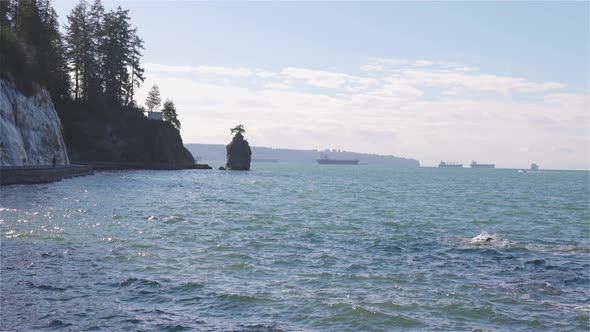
xmin=0 ymin=0 xmax=193 ymax=167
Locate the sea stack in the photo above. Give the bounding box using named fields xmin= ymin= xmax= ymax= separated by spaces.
xmin=225 ymin=124 xmax=251 ymax=170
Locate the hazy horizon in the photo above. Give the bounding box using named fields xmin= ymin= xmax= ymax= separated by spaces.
xmin=54 ymin=1 xmax=589 ymax=170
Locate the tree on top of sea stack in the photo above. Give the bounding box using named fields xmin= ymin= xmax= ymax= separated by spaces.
xmin=230 ymin=124 xmax=245 ymax=137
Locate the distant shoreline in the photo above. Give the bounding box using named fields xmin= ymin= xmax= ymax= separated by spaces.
xmin=185 ymin=143 xmax=420 ymax=167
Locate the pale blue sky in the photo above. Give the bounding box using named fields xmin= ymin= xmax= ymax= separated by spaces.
xmin=54 ymin=1 xmax=588 ymax=90
xmin=54 ymin=1 xmax=589 ymax=169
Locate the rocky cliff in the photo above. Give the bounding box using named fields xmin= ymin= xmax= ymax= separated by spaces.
xmin=0 ymin=80 xmax=69 ymax=166
xmin=59 ymin=104 xmax=194 ymax=168
xmin=225 ymin=133 xmax=251 ymax=170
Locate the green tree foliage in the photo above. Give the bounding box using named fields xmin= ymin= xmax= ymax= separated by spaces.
xmin=0 ymin=0 xmax=70 ymax=101
xmin=64 ymin=0 xmax=144 ymax=107
xmin=86 ymin=0 xmax=104 ymax=102
xmin=64 ymin=0 xmax=90 ymax=100
xmin=162 ymin=99 xmax=181 ymax=129
xmin=230 ymin=124 xmax=246 ymax=136
xmin=102 ymin=7 xmax=131 ymax=106
xmin=125 ymin=34 xmax=145 ymax=107
xmin=0 ymin=11 xmax=32 ymax=88
xmin=145 ymin=84 xmax=161 ymax=112
xmin=1 ymin=0 xmax=147 ymax=110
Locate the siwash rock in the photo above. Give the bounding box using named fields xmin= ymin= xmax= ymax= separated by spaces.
xmin=225 ymin=133 xmax=251 ymax=170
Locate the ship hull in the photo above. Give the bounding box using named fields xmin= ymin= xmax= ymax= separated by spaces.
xmin=471 ymin=164 xmax=495 ymax=168
xmin=317 ymin=159 xmax=359 ymax=165
xmin=438 ymin=164 xmax=463 ymax=168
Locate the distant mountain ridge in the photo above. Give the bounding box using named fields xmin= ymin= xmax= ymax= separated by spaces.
xmin=185 ymin=144 xmax=420 ymax=167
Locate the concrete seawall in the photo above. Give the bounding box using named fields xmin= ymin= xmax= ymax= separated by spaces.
xmin=70 ymin=161 xmax=212 ymax=170
xmin=0 ymin=165 xmax=94 ymax=185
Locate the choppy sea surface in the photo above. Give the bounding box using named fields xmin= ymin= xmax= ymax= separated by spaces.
xmin=1 ymin=164 xmax=589 ymax=331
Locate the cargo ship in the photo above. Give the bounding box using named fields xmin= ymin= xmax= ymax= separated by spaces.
xmin=470 ymin=161 xmax=495 ymax=168
xmin=317 ymin=153 xmax=359 ymax=165
xmin=438 ymin=161 xmax=463 ymax=168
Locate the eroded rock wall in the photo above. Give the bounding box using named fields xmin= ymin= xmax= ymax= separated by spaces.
xmin=0 ymin=80 xmax=69 ymax=166
xmin=62 ymin=108 xmax=194 ymax=166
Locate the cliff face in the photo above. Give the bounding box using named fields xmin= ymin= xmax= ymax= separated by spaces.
xmin=225 ymin=134 xmax=251 ymax=170
xmin=0 ymin=80 xmax=69 ymax=166
xmin=61 ymin=107 xmax=194 ymax=167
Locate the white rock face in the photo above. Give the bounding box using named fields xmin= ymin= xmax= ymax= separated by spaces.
xmin=0 ymin=80 xmax=69 ymax=166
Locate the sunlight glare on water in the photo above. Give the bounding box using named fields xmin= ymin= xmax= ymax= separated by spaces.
xmin=1 ymin=165 xmax=589 ymax=331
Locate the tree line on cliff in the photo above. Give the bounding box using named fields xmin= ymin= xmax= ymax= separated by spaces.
xmin=0 ymin=0 xmax=179 ymax=128
xmin=0 ymin=0 xmax=69 ymax=101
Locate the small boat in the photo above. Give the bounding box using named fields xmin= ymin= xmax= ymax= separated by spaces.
xmin=530 ymin=163 xmax=539 ymax=171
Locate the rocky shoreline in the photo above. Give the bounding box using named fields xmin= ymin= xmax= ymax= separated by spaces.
xmin=70 ymin=161 xmax=212 ymax=170
xmin=0 ymin=162 xmax=213 ymax=186
xmin=0 ymin=165 xmax=94 ymax=186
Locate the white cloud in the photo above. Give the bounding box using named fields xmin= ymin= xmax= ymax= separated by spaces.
xmin=413 ymin=60 xmax=435 ymax=67
xmin=400 ymin=69 xmax=564 ymax=95
xmin=361 ymin=58 xmax=480 ymax=73
xmin=360 ymin=64 xmax=385 ymax=72
xmin=281 ymin=67 xmax=376 ymax=90
xmin=543 ymin=93 xmax=589 ymax=107
xmin=145 ymin=63 xmax=254 ymax=78
xmin=137 ymin=59 xmax=589 ymax=170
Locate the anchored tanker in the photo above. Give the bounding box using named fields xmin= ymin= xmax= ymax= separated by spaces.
xmin=317 ymin=153 xmax=359 ymax=165
xmin=470 ymin=161 xmax=495 ymax=168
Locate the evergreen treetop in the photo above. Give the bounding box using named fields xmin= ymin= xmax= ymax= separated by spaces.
xmin=162 ymin=99 xmax=181 ymax=130
xmin=145 ymin=84 xmax=161 ymax=112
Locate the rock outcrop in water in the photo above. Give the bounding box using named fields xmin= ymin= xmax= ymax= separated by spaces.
xmin=225 ymin=133 xmax=251 ymax=170
xmin=0 ymin=80 xmax=69 ymax=166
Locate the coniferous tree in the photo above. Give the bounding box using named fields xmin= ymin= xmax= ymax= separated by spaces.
xmin=64 ymin=0 xmax=89 ymax=100
xmin=230 ymin=124 xmax=246 ymax=136
xmin=37 ymin=0 xmax=70 ymax=102
xmin=162 ymin=99 xmax=180 ymax=129
xmin=63 ymin=0 xmax=145 ymax=108
xmin=145 ymin=84 xmax=161 ymax=112
xmin=0 ymin=1 xmax=27 ymax=83
xmin=0 ymin=1 xmax=10 ymax=27
xmin=102 ymin=6 xmax=132 ymax=106
xmin=87 ymin=0 xmax=104 ymax=102
xmin=125 ymin=33 xmax=145 ymax=106
xmin=2 ymin=0 xmax=147 ymax=109
xmin=6 ymin=0 xmax=70 ymax=101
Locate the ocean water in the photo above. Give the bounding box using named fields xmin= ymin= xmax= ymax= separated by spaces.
xmin=1 ymin=165 xmax=588 ymax=331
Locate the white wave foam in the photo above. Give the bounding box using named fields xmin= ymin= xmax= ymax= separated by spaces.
xmin=470 ymin=231 xmax=495 ymax=243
